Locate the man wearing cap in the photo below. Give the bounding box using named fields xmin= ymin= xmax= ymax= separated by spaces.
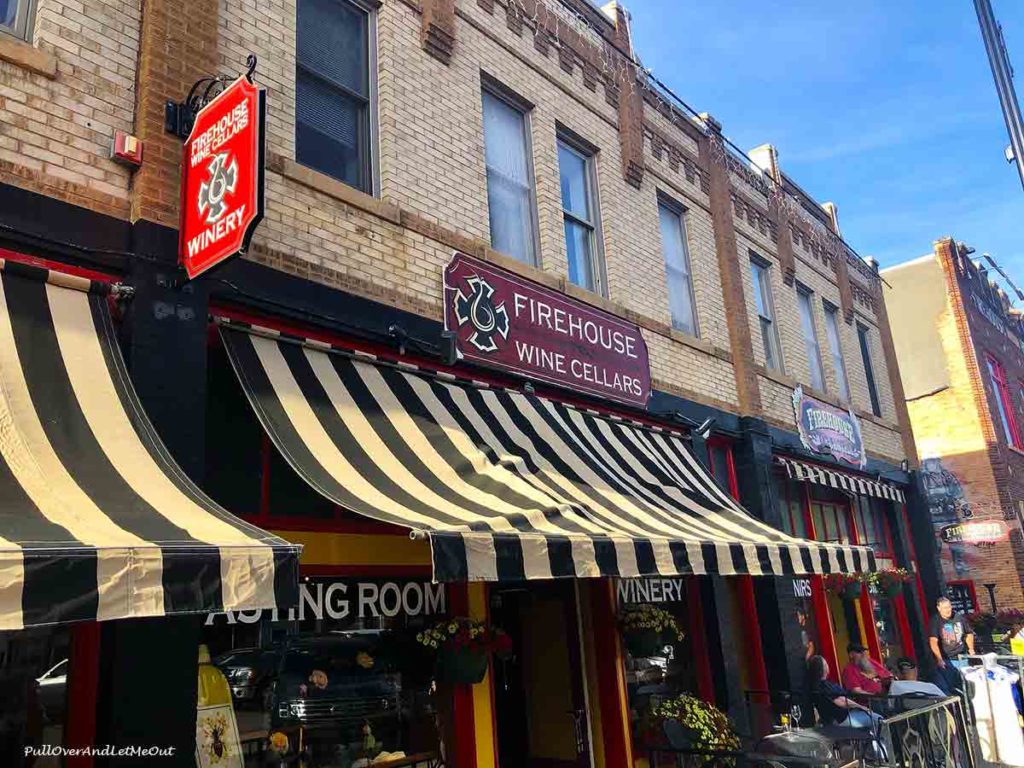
xmin=841 ymin=642 xmax=893 ymax=695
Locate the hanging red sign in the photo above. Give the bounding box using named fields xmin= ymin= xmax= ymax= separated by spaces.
xmin=179 ymin=76 xmax=266 ymax=280
xmin=443 ymin=252 xmax=651 ymax=407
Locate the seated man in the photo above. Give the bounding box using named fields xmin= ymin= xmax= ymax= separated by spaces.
xmin=889 ymin=658 xmax=946 ymax=697
xmin=841 ymin=643 xmax=893 ymax=696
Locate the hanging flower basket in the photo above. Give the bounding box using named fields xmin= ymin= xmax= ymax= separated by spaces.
xmin=641 ymin=695 xmax=741 ymax=759
xmin=868 ymin=568 xmax=911 ymax=599
xmin=624 ymin=629 xmax=667 ymax=658
xmin=824 ymin=573 xmax=864 ymax=601
xmin=417 ymin=617 xmax=512 ymax=686
xmin=436 ymin=645 xmax=489 ymax=685
xmin=619 ymin=604 xmax=684 ymax=658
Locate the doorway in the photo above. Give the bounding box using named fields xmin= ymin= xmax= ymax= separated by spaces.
xmin=491 ymin=580 xmax=592 ymax=768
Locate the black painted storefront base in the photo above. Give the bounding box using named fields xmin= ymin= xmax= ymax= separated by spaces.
xmin=0 ymin=181 xmax=933 ymax=755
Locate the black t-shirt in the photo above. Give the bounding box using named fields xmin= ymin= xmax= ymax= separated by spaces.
xmin=929 ymin=613 xmax=972 ymax=659
xmin=812 ymin=679 xmax=848 ymax=725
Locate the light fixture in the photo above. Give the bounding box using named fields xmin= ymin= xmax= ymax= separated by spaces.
xmin=696 ymin=417 xmax=716 ymax=439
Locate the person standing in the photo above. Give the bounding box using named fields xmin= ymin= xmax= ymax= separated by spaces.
xmin=928 ymin=597 xmax=975 ymax=693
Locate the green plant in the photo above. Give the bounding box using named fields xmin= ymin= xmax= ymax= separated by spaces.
xmin=967 ymin=611 xmax=998 ymax=635
xmin=824 ymin=573 xmax=864 ymax=599
xmin=644 ymin=695 xmax=740 ymax=753
xmin=620 ymin=604 xmax=685 ymax=640
xmin=867 ymin=568 xmax=911 ymax=597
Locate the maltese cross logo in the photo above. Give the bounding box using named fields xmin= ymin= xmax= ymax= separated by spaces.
xmin=453 ymin=275 xmax=510 ymax=353
xmin=198 ymin=151 xmax=238 ymax=225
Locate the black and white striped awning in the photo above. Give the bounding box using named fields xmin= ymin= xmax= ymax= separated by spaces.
xmin=0 ymin=262 xmax=300 ymax=630
xmin=220 ymin=320 xmax=876 ymax=582
xmin=776 ymin=456 xmax=906 ymax=503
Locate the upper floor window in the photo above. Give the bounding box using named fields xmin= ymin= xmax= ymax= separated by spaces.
xmin=0 ymin=0 xmax=32 ymax=40
xmin=557 ymin=135 xmax=604 ymax=294
xmin=823 ymin=303 xmax=851 ymax=401
xmin=657 ymin=198 xmax=698 ymax=336
xmin=856 ymin=322 xmax=881 ymax=416
xmin=797 ymin=286 xmax=825 ymax=392
xmin=750 ymin=256 xmax=782 ymax=372
xmin=987 ymin=354 xmax=1022 ymax=449
xmin=482 ymin=87 xmax=538 ymax=264
xmin=296 ymin=0 xmax=374 ymax=193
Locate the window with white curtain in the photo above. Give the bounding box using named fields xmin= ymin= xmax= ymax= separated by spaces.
xmin=823 ymin=303 xmax=850 ymax=401
xmin=295 ymin=0 xmax=375 ymax=193
xmin=797 ymin=286 xmax=825 ymax=392
xmin=482 ymin=89 xmax=538 ymax=264
xmin=558 ymin=136 xmax=604 ymax=294
xmin=657 ymin=200 xmax=698 ymax=336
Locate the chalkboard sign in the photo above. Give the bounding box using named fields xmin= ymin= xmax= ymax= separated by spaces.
xmin=946 ymin=582 xmax=977 ymax=615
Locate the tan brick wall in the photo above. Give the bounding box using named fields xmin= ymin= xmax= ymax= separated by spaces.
xmin=0 ymin=0 xmax=139 ymax=217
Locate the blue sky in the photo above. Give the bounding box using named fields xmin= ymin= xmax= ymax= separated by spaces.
xmin=624 ymin=0 xmax=1024 ymax=285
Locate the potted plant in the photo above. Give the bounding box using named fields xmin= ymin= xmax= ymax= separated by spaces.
xmin=868 ymin=568 xmax=911 ymax=598
xmin=642 ymin=695 xmax=740 ymax=755
xmin=968 ymin=611 xmax=998 ymax=649
xmin=824 ymin=573 xmax=864 ymax=601
xmin=416 ymin=617 xmax=512 ymax=685
xmin=619 ymin=604 xmax=685 ymax=658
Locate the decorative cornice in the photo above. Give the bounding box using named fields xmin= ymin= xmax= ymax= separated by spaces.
xmin=643 ymin=123 xmax=709 ymax=194
xmin=730 ymin=190 xmax=778 ymax=243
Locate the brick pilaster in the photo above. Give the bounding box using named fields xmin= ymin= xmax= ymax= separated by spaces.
xmin=421 ymin=0 xmax=456 ymax=64
xmin=699 ymin=117 xmax=762 ymax=415
xmin=771 ymin=199 xmax=796 ymax=286
xmin=608 ymin=4 xmax=643 ymax=189
xmin=131 ymin=0 xmax=220 ymax=227
xmin=835 ymin=250 xmax=855 ymax=324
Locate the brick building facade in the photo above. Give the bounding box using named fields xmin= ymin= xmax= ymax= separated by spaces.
xmin=884 ymin=238 xmax=1024 ymax=614
xmin=0 ymin=0 xmax=929 ymax=765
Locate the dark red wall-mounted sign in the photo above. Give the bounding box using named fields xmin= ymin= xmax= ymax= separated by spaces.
xmin=443 ymin=252 xmax=651 ymax=407
xmin=179 ymin=75 xmax=266 ymax=280
xmin=793 ymin=386 xmax=866 ymax=468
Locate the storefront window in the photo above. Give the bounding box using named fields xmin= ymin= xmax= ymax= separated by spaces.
xmin=775 ymin=476 xmax=808 ymax=538
xmin=616 ymin=578 xmax=697 ymax=758
xmin=869 ymin=590 xmax=905 ymax=667
xmin=202 ymin=577 xmax=448 ymax=766
xmin=0 ymin=626 xmax=71 ymax=765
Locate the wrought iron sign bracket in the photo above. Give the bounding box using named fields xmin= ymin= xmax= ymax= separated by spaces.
xmin=165 ymin=55 xmax=258 ymax=140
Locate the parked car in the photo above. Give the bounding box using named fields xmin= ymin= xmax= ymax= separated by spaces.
xmin=34 ymin=659 xmax=67 ymax=724
xmin=214 ymin=647 xmax=281 ymax=710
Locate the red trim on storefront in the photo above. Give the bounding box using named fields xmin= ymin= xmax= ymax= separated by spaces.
xmin=0 ymin=247 xmax=118 ymax=283
xmin=591 ymin=580 xmax=631 ymax=768
xmin=65 ymin=621 xmax=101 ymax=768
xmin=240 ymin=513 xmax=411 ymax=535
xmin=298 ymin=564 xmax=433 ymax=578
xmin=802 ymin=483 xmax=840 ymax=678
xmin=685 ymin=577 xmax=715 ymax=701
xmin=737 ymin=576 xmax=769 ymax=692
xmin=708 ymin=439 xmax=769 ymax=695
xmin=893 ymin=594 xmax=916 ymax=662
xmin=857 ymin=584 xmax=883 ymax=661
xmin=899 ymin=505 xmax=931 ymax=624
xmin=448 ymin=584 xmax=477 ymax=768
xmin=946 ymin=580 xmax=980 ymax=612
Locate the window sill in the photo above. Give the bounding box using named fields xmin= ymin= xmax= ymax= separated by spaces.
xmin=0 ymin=36 xmax=57 ymax=79
xmin=271 ymin=153 xmax=400 ymax=225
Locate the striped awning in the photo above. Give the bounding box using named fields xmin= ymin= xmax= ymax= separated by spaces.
xmin=220 ymin=321 xmax=876 ymax=582
xmin=0 ymin=262 xmax=300 ymax=630
xmin=776 ymin=456 xmax=906 ymax=503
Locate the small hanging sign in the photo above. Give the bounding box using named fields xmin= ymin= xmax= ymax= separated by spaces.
xmin=178 ymin=63 xmax=266 ymax=280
